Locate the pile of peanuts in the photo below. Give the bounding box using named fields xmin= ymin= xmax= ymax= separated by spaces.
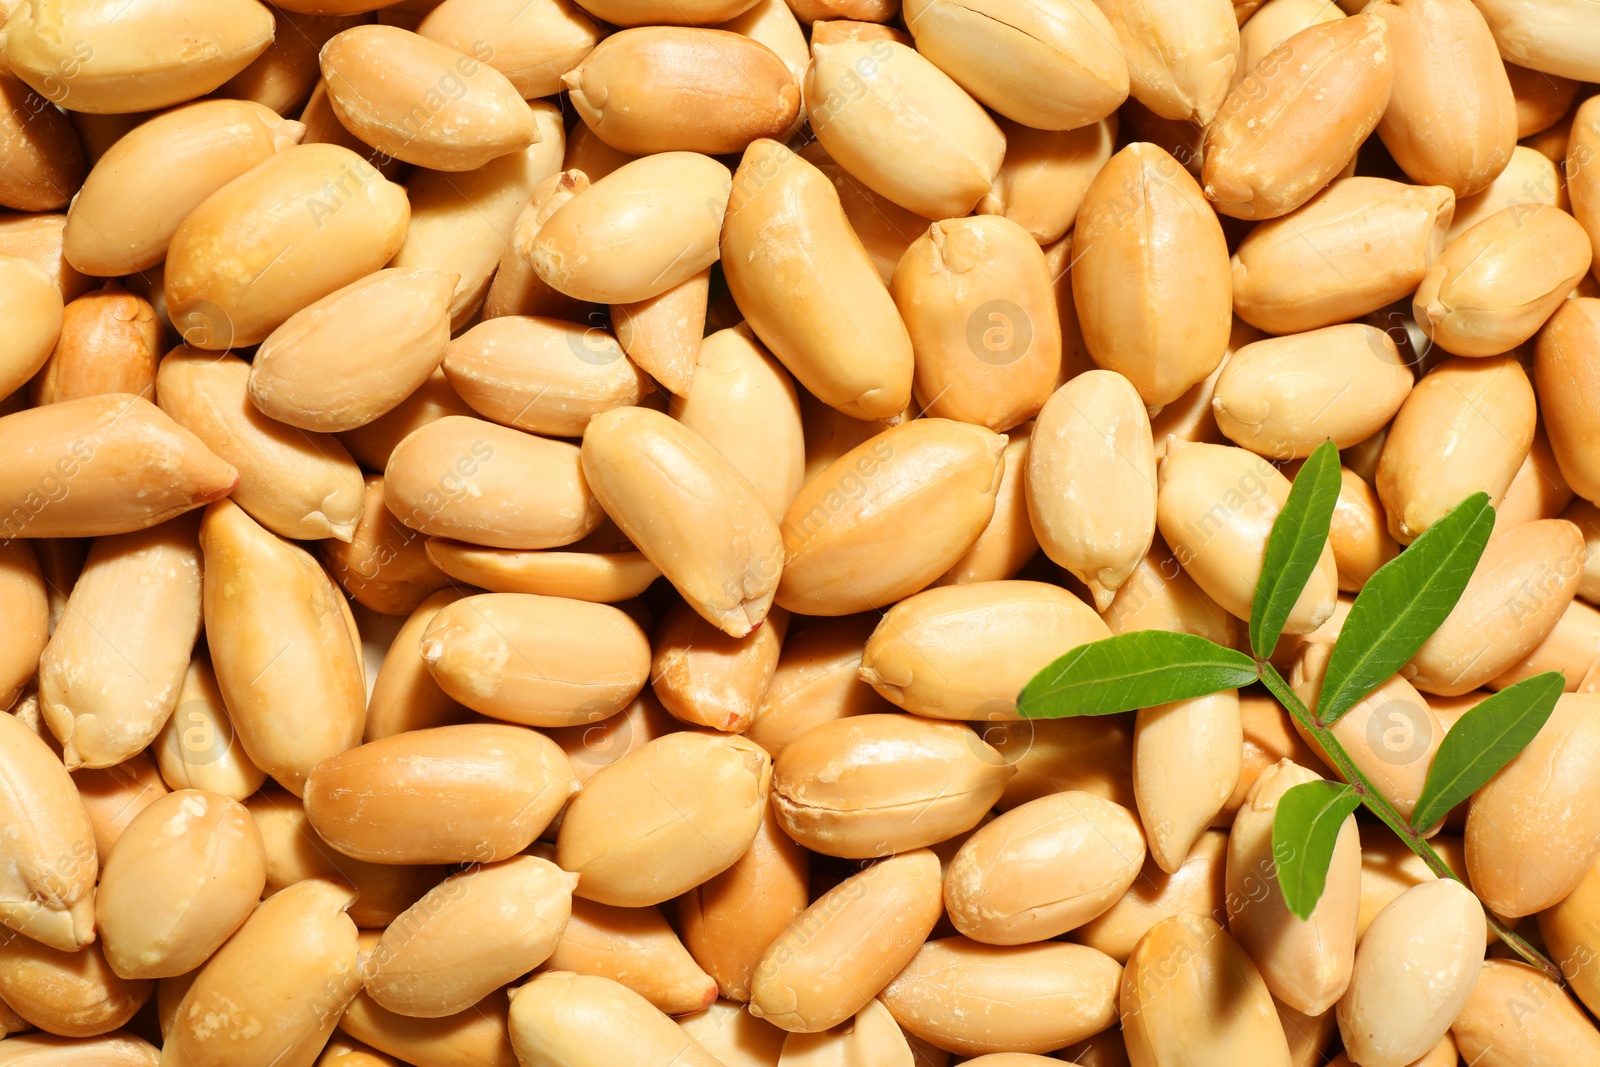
xmin=6 ymin=0 xmax=1600 ymax=1064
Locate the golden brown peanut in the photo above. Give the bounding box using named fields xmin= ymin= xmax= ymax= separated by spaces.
xmin=796 ymin=141 xmax=925 ymax=286
xmin=384 ymin=415 xmax=601 ymax=550
xmin=340 ymin=369 xmax=475 ymax=473
xmin=892 ymin=215 xmax=1060 ymax=432
xmin=945 ymin=792 xmax=1144 ymax=945
xmin=1491 ymin=425 xmax=1574 ymax=539
xmin=527 ymin=152 xmax=730 ymax=305
xmin=366 ymin=856 xmax=573 ymax=1018
xmin=1538 ymin=853 xmax=1600 ymax=1015
xmin=557 ymin=732 xmax=770 ymax=906
xmin=305 ymin=724 xmax=573 ymax=863
xmin=582 ymin=406 xmax=782 ymax=636
xmin=0 ymin=71 xmax=85 ymax=213
xmin=0 ymin=213 xmax=93 ymax=301
xmin=0 ymin=256 xmax=63 ymax=401
xmin=1470 ymin=0 xmax=1600 ymax=82
xmin=0 ymin=935 xmax=148 ymax=1039
xmin=510 ymin=972 xmax=722 ymax=1067
xmin=611 ymin=270 xmax=711 ymax=397
xmin=651 ymin=601 xmax=786 ymax=732
xmin=1448 ymin=144 xmax=1563 ymax=242
xmin=418 ymin=592 xmax=650 ymax=727
xmin=96 ymin=790 xmax=265 ymax=981
xmin=0 ymin=541 xmax=47 ymax=710
xmin=1100 ymin=537 xmax=1240 ymax=648
xmin=1405 ymin=519 xmax=1583 ymax=695
xmin=901 ymin=0 xmax=1127 ymax=130
xmin=319 ymin=26 xmax=539 ymax=170
xmin=1120 ymin=914 xmax=1293 ymax=1067
xmin=1536 ymin=298 xmax=1600 ymax=501
xmin=1134 ymin=690 xmax=1242 ymax=873
xmin=31 ymin=282 xmax=159 ymax=406
xmin=1231 ymin=177 xmax=1454 ymax=335
xmin=1235 ymin=0 xmax=1345 ymax=81
xmin=777 ymin=419 xmax=1004 ymax=615
xmin=424 ymin=540 xmax=660 ymax=602
xmin=3 ymin=0 xmax=273 ymax=113
xmin=1451 ymin=959 xmax=1600 ymax=1066
xmin=993 ymin=715 xmax=1136 ymax=813
xmin=1217 ymin=694 xmax=1330 ymax=823
xmin=1158 ymin=441 xmax=1338 ymax=632
xmin=1568 ymin=98 xmax=1600 ymax=275
xmin=750 ymin=849 xmax=941 ymax=1032
xmin=0 ymin=393 xmax=237 ymax=539
xmin=72 ymin=752 xmax=168 ymax=866
xmin=771 ymin=713 xmax=1012 ymax=858
xmin=66 ymin=107 xmax=145 ymax=165
xmin=340 ymin=992 xmax=519 ymax=1067
xmin=678 ymin=1000 xmax=788 ymax=1066
xmin=1466 ymin=693 xmax=1600 ymax=916
xmin=154 ymin=653 xmax=267 ymax=801
xmin=200 ymin=499 xmax=365 ymax=795
xmin=859 ymin=581 xmax=1110 ymax=720
xmin=164 ymin=879 xmax=361 ymax=1067
xmin=546 ymin=898 xmax=717 ymax=1016
xmin=0 ymin=1033 xmax=160 ymax=1066
xmin=561 ymin=122 xmax=635 ymax=183
xmin=544 ymin=691 xmax=679 ymax=792
xmin=565 ymin=29 xmax=797 ymax=156
xmin=321 ymin=475 xmax=449 ymax=616
xmin=1094 ymin=0 xmax=1237 ymax=124
xmin=1376 ymin=356 xmax=1536 ymax=542
xmin=805 ymin=40 xmax=1004 ymax=220
xmin=1071 ymin=143 xmax=1232 ymax=407
xmin=0 ymin=711 xmax=96 ymax=951
xmin=1507 ymin=63 xmax=1578 ymax=138
xmin=364 ymin=590 xmax=472 ymax=743
xmin=217 ymin=8 xmax=359 ymax=115
xmin=882 ymin=938 xmax=1121 ymax=1055
xmin=798 ymin=391 xmax=887 ymax=486
xmin=679 ymin=803 xmax=809 ymax=1002
xmin=1228 ymin=760 xmax=1360 ymax=1015
xmin=1335 ymin=879 xmax=1484 ymax=1067
xmin=786 ymin=0 xmax=897 ymax=21
xmin=1491 ymin=598 xmax=1600 ymax=691
xmin=670 ymin=325 xmax=806 ymax=520
xmin=1072 ymin=830 xmax=1228 ymax=963
xmin=418 ymin=0 xmax=602 ymax=98
xmin=441 ymin=316 xmax=649 ymax=439
xmin=935 ymin=425 xmax=1038 ymax=587
xmin=38 ymin=515 xmax=201 ymax=769
xmin=1323 ymin=467 xmax=1400 ymax=592
xmin=1214 ymin=326 xmax=1412 ymax=459
xmin=1203 ymin=15 xmax=1394 ymax=219
xmin=748 ymin=617 xmax=896 ymax=757
xmin=977 ymin=117 xmax=1115 ymax=246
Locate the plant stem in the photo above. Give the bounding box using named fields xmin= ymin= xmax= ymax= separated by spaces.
xmin=1258 ymin=662 xmax=1565 ymax=987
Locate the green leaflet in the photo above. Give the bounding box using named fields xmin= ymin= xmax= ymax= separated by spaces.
xmin=1272 ymin=780 xmax=1362 ymax=921
xmin=1250 ymin=440 xmax=1341 ymax=660
xmin=1018 ymin=630 xmax=1258 ymax=719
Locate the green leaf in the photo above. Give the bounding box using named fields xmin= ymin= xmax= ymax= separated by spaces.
xmin=1410 ymin=672 xmax=1564 ymax=830
xmin=1316 ymin=493 xmax=1495 ymax=725
xmin=1272 ymin=780 xmax=1362 ymax=920
xmin=1018 ymin=630 xmax=1259 ymax=719
xmin=1250 ymin=440 xmax=1343 ymax=660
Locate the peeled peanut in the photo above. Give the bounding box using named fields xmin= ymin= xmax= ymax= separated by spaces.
xmin=546 ymin=897 xmax=717 ymax=1016
xmin=1325 ymin=467 xmax=1400 ymax=592
xmin=936 ymin=425 xmax=1038 ymax=587
xmin=31 ymin=282 xmax=160 ymax=406
xmin=1355 ymin=828 xmax=1472 ymax=942
xmin=1073 ymin=829 xmax=1229 ymax=963
xmin=364 ymin=590 xmax=471 ymax=743
xmin=1236 ymin=0 xmax=1345 ymax=80
xmin=0 ymin=542 xmax=47 ymax=710
xmin=1100 ymin=537 xmax=1240 ymax=649
xmin=611 ymin=270 xmax=711 ymax=398
xmin=544 ymin=691 xmax=680 ymax=789
xmin=0 ymin=711 xmax=97 ymax=951
xmin=772 ymin=999 xmax=914 ymax=1065
xmin=651 ymin=601 xmax=786 ymax=732
xmin=1469 ymin=0 xmax=1600 ymax=82
xmin=1451 ymin=144 xmax=1565 ymax=241
xmin=678 ymin=1000 xmax=788 ymax=1066
xmin=796 ymin=140 xmax=925 ymax=286
xmin=509 ymin=972 xmax=723 ymax=1067
xmin=1135 ymin=690 xmax=1242 ymax=873
xmin=1538 ymin=853 xmax=1600 ymax=1016
xmin=339 ymin=988 xmax=518 ymax=1067
xmin=320 ymin=475 xmax=449 ymax=616
xmin=748 ymin=617 xmax=896 ymax=757
xmin=1451 ymin=959 xmax=1600 ymax=1065
xmin=0 ymin=213 xmax=93 ymax=301
xmin=0 ymin=935 xmax=148 ymax=1039
xmin=1094 ymin=0 xmax=1237 ymax=124
xmin=977 ymin=117 xmax=1116 ymax=245
xmin=0 ymin=256 xmax=63 ymax=400
xmin=424 ymin=540 xmax=661 ymax=603
xmin=417 ymin=0 xmax=603 ymax=99
xmin=1492 ymin=597 xmax=1600 ymax=691
xmin=0 ymin=70 xmax=85 ymax=213
xmin=339 ymin=369 xmax=474 ymax=473
xmin=0 ymin=1034 xmax=160 ymax=1066
xmin=1535 ymin=298 xmax=1600 ymax=501
xmin=71 ymin=751 xmax=168 ymax=866
xmin=153 ymin=653 xmax=266 ymax=801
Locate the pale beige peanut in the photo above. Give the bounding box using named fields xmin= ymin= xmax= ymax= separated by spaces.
xmin=858 ymin=580 xmax=1110 ymax=720
xmin=994 ymin=715 xmax=1136 ymax=813
xmin=1158 ymin=441 xmax=1338 ymax=632
xmin=1491 ymin=597 xmax=1600 ymax=691
xmin=1323 ymin=466 xmax=1400 ymax=592
xmin=777 ymin=419 xmax=1005 ymax=615
xmin=1213 ymin=326 xmax=1412 ymax=459
xmin=339 ymin=369 xmax=474 ymax=473
xmin=1093 ymin=0 xmax=1237 ymax=124
xmin=796 ymin=140 xmax=926 ymax=286
xmin=1538 ymin=853 xmax=1600 ymax=1015
xmin=723 ymin=140 xmax=913 ymax=419
xmin=770 ymin=713 xmax=1012 ymax=858
xmin=774 ymin=999 xmax=914 ymax=1065
xmin=31 ymin=282 xmax=160 ymax=406
xmin=510 ymin=972 xmax=722 ymax=1067
xmin=1466 ymin=693 xmax=1600 ymax=917
xmin=0 ymin=213 xmax=93 ymax=301
xmin=321 ymin=475 xmax=449 ymax=617
xmin=651 ymin=600 xmax=787 ymax=733
xmin=611 ymin=270 xmax=711 ymax=398
xmin=72 ymin=752 xmax=168 ymax=866
xmin=557 ymin=732 xmax=770 ymax=907
xmin=200 ymin=500 xmax=366 ymax=796
xmin=1448 ymin=145 xmax=1563 ymax=241
xmin=798 ymin=391 xmax=889 ymax=486
xmin=882 ymin=938 xmax=1121 ymax=1056
xmin=0 ymin=393 xmax=237 ymax=539
xmin=1227 ymin=760 xmax=1360 ymax=1015
xmin=441 ymin=316 xmax=650 ymax=439
xmin=1536 ymin=298 xmax=1600 ymax=501
xmin=1404 ymin=519 xmax=1583 ymax=695
xmin=2 ymin=0 xmax=273 ymax=113
xmin=0 ymin=542 xmax=46 ymax=710
xmin=805 ymin=40 xmax=1004 ymax=220
xmin=670 ymin=325 xmax=806 ymax=520
xmin=0 ymin=256 xmax=62 ymax=400
xmin=1231 ymin=177 xmax=1454 ymax=335
xmin=1071 ymin=143 xmax=1232 ymax=407
xmin=1120 ymin=914 xmax=1293 ymax=1067
xmin=0 ymin=935 xmax=148 ymax=1039
xmin=1147 ymin=322 xmax=1256 ymax=461
xmin=1203 ymin=15 xmax=1395 ymax=219
xmin=154 ymin=653 xmax=267 ymax=801
xmin=902 ymin=0 xmax=1127 ymax=130
xmin=366 ymin=856 xmax=574 ymax=1018
xmin=424 ymin=540 xmax=661 ymax=603
xmin=164 ymin=143 xmax=410 ymax=349
xmin=1376 ymin=356 xmax=1535 ymax=543
xmin=418 ymin=0 xmax=602 ymax=98
xmin=1470 ymin=0 xmax=1600 ymax=82
xmin=748 ymin=617 xmax=896 ymax=758
xmin=945 ymin=792 xmax=1145 ymax=945
xmin=1560 ymin=498 xmax=1600 ymax=605
xmin=484 ymin=172 xmax=590 ymax=324
xmin=1335 ymin=879 xmax=1484 ymax=1067
xmin=0 ymin=1034 xmax=161 ymax=1066
xmin=720 ymin=0 xmax=809 ymax=120
xmin=384 ymin=415 xmax=602 ymax=551
xmin=1451 ymin=959 xmax=1600 ymax=1066
xmin=935 ymin=424 xmax=1038 ymax=587
xmin=1491 ymin=425 xmax=1575 ymax=539
xmin=544 ymin=897 xmax=716 ymax=1016
xmin=95 ymin=790 xmax=265 ymax=981
xmin=1073 ymin=829 xmax=1228 ymax=963
xmin=0 ymin=711 xmax=96 ymax=951
xmin=527 ymin=152 xmax=730 ymax=305
xmin=0 ymin=70 xmax=85 ymax=213
xmin=1235 ymin=0 xmax=1345 ymax=81
xmin=418 ymin=592 xmax=650 ymax=727
xmin=1354 ymin=828 xmax=1473 ymax=943
xmin=163 ymin=879 xmax=361 ymax=1067
xmin=38 ymin=515 xmax=202 ymax=769
xmin=678 ymin=1001 xmax=788 ymax=1066
xmin=1134 ymin=690 xmax=1242 ymax=873
xmin=364 ymin=590 xmax=472 ymax=742
xmin=1100 ymin=537 xmax=1240 ymax=649
xmin=581 ymin=406 xmax=783 ymax=637
xmin=977 ymin=117 xmax=1115 ymax=246
xmin=63 ymin=99 xmax=304 ymax=277
xmin=678 ymin=802 xmax=809 ymax=1002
